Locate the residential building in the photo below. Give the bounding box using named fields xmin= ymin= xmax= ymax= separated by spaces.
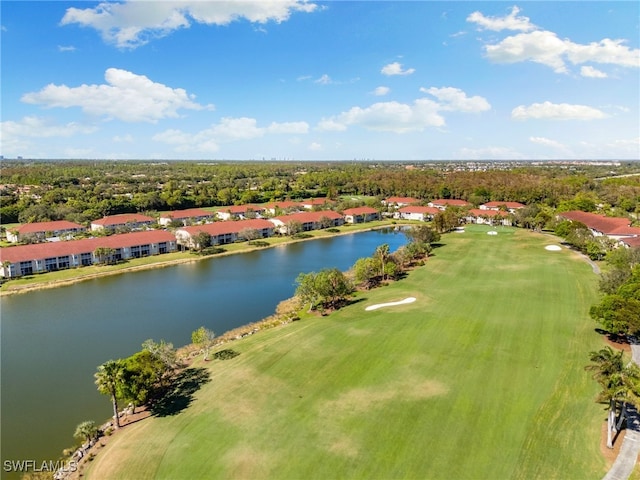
xmin=175 ymin=218 xmax=274 ymax=248
xmin=382 ymin=197 xmax=420 ymax=208
xmin=300 ymin=198 xmax=336 ymax=210
xmin=0 ymin=230 xmax=177 ymax=278
xmin=343 ymin=207 xmax=380 ymax=224
xmin=263 ymin=201 xmax=303 ymax=216
xmin=428 ymin=199 xmax=471 ymax=210
xmin=558 ymin=211 xmax=640 ymax=241
xmin=466 ymin=208 xmax=512 ymax=226
xmin=91 ymin=213 xmax=156 ymax=232
xmin=216 ymin=205 xmax=265 ymax=221
xmin=158 ymin=208 xmax=214 ymax=226
xmin=6 ymin=220 xmax=86 ymax=243
xmin=269 ymin=211 xmax=344 ymax=235
xmin=397 ymin=206 xmax=440 ymax=222
xmin=479 ymin=201 xmax=525 ymax=213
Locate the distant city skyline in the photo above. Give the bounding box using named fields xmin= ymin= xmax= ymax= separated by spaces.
xmin=1 ymin=1 xmax=638 ymax=160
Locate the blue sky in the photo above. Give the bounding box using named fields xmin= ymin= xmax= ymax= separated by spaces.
xmin=1 ymin=1 xmax=638 ymax=160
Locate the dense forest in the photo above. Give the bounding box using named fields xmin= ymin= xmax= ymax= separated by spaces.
xmin=1 ymin=160 xmax=639 ymax=225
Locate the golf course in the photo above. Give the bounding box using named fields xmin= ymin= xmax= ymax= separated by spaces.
xmin=84 ymin=225 xmax=608 ymax=480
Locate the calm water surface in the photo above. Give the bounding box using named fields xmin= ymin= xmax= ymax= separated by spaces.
xmin=1 ymin=229 xmax=407 ymax=470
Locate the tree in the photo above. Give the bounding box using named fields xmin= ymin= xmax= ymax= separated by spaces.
xmin=295 ymin=268 xmax=353 ymax=312
xmin=95 ymin=359 xmax=125 ymax=429
xmin=192 ymin=231 xmax=212 ymax=251
xmin=586 ymin=347 xmax=640 ymax=448
xmin=590 ymin=294 xmax=640 ymax=337
xmin=94 ymin=247 xmax=116 ymax=265
xmin=351 ymin=257 xmax=378 ymax=289
xmin=192 ymin=326 xmax=216 ymax=361
xmin=141 ymin=338 xmax=177 ymax=373
xmin=120 ymin=350 xmax=166 ymax=412
xmin=286 ymin=220 xmax=304 ymax=236
xmin=74 ymin=420 xmax=98 ymax=444
xmin=375 ymin=244 xmax=390 ymax=280
xmin=404 ymin=225 xmax=440 ymax=246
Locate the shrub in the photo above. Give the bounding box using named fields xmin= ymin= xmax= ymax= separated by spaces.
xmin=213 ymin=349 xmax=240 ymax=360
xmin=248 ymin=240 xmax=269 ymax=247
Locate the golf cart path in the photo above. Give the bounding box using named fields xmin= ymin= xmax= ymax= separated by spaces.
xmin=602 ymin=342 xmax=640 ymax=480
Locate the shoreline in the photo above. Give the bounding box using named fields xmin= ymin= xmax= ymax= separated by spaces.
xmin=0 ymin=222 xmax=407 ymax=297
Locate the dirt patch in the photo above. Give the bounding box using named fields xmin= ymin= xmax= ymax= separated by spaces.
xmin=600 ymin=421 xmax=624 ymax=468
xmin=223 ymin=444 xmax=272 ymax=478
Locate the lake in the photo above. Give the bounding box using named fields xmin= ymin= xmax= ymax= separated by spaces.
xmin=0 ymin=228 xmax=408 ymax=471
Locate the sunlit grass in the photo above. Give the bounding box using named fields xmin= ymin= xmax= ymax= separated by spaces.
xmin=85 ymin=225 xmax=607 ymax=480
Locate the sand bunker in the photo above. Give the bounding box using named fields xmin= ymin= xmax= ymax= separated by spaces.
xmin=365 ymin=297 xmax=416 ymax=311
xmin=487 ymin=231 xmax=498 ymax=235
xmin=545 ymin=245 xmax=562 ymax=251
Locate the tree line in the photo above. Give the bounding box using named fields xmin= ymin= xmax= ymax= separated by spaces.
xmin=2 ymin=160 xmax=639 ymax=225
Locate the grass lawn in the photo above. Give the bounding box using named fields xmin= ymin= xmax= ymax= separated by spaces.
xmin=85 ymin=225 xmax=607 ymax=480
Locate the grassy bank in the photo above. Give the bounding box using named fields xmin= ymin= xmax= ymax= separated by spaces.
xmin=84 ymin=225 xmax=607 ymax=480
xmin=0 ymin=220 xmax=401 ymax=296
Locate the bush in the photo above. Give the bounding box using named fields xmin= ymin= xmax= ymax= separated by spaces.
xmin=195 ymin=246 xmax=226 ymax=256
xmin=248 ymin=240 xmax=269 ymax=247
xmin=213 ymin=349 xmax=240 ymax=360
xmin=326 ymin=228 xmax=340 ymax=233
xmin=292 ymin=233 xmax=312 ymax=239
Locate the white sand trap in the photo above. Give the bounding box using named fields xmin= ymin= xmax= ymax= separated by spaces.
xmin=455 ymin=229 xmax=465 ymax=233
xmin=365 ymin=297 xmax=416 ymax=311
xmin=487 ymin=231 xmax=498 ymax=235
xmin=545 ymin=245 xmax=562 ymax=251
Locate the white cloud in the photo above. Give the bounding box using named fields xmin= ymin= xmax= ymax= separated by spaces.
xmin=315 ymin=74 xmax=333 ymax=85
xmin=381 ymin=62 xmax=415 ymax=76
xmin=60 ymin=1 xmax=318 ymax=49
xmin=308 ymin=142 xmax=322 ymax=151
xmin=153 ymin=116 xmax=308 ymax=153
xmin=0 ymin=116 xmax=98 ymax=156
xmin=1 ymin=115 xmax=97 ymax=138
xmin=512 ymin=101 xmax=608 ymax=120
xmin=316 ymin=118 xmax=348 ymax=132
xmin=529 ymin=136 xmax=567 ymax=150
xmin=372 ymin=86 xmax=390 ymax=96
xmin=580 ymin=66 xmax=608 ymax=78
xmin=421 ymin=87 xmax=491 ymax=112
xmin=57 ymin=45 xmax=76 ymax=52
xmin=21 ymin=68 xmax=213 ymax=123
xmin=476 ymin=13 xmax=639 ymax=73
xmin=318 ymin=86 xmax=489 ymax=133
xmin=467 ymin=6 xmax=536 ymax=32
xmin=266 ymin=121 xmax=309 ymax=134
xmin=113 ymin=134 xmax=134 ymax=143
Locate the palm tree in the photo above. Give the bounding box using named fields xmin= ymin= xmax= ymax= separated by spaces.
xmin=95 ymin=359 xmax=124 ymax=429
xmin=585 ymin=347 xmax=639 ymax=448
xmin=74 ymin=420 xmax=98 ymax=444
xmin=375 ymin=244 xmax=390 ymax=280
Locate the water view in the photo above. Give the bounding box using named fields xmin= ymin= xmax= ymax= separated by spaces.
xmin=1 ymin=229 xmax=407 ymax=470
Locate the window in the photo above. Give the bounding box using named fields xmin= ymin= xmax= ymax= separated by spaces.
xmin=57 ymin=256 xmax=70 ymax=269
xmin=19 ymin=261 xmax=33 ymax=276
xmin=45 ymin=257 xmax=58 ymax=272
xmin=158 ymin=242 xmax=167 ymax=254
xmin=80 ymin=252 xmax=92 ymax=266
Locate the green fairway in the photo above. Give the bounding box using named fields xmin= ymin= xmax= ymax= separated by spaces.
xmin=86 ymin=225 xmax=607 ymax=480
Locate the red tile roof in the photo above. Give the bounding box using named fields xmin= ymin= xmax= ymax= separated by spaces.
xmin=161 ymin=208 xmax=213 ymax=220
xmin=343 ymin=207 xmax=379 ymax=215
xmin=218 ymin=204 xmax=264 ymax=214
xmin=179 ymin=219 xmax=274 ymax=237
xmin=429 ymin=199 xmax=471 ymax=207
xmin=272 ymin=210 xmax=343 ymax=224
xmin=13 ymin=220 xmax=85 ymax=234
xmin=384 ymin=197 xmax=420 ymax=205
xmin=91 ymin=213 xmax=155 ymax=226
xmin=264 ymin=201 xmax=302 ymax=210
xmin=398 ymin=206 xmax=440 ymax=214
xmin=468 ymin=208 xmax=509 ymax=218
xmin=481 ymin=201 xmax=525 ymax=209
xmin=558 ymin=211 xmax=638 ymax=236
xmin=0 ymin=230 xmax=176 ymax=264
